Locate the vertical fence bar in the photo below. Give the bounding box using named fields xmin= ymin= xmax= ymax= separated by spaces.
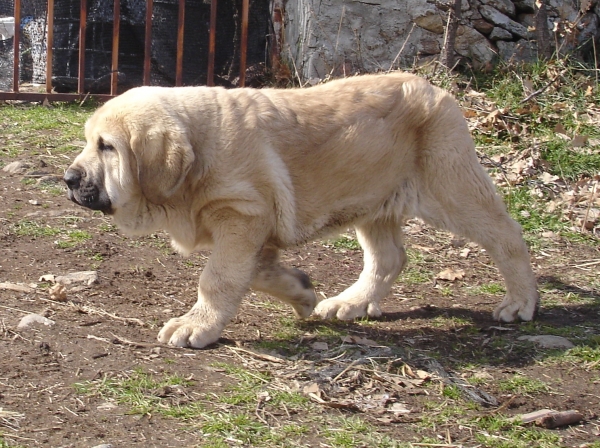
xmin=239 ymin=0 xmax=248 ymax=87
xmin=207 ymin=0 xmax=217 ymax=86
xmin=46 ymin=0 xmax=54 ymax=93
xmin=175 ymin=0 xmax=185 ymax=86
xmin=143 ymin=0 xmax=153 ymax=85
xmin=12 ymin=0 xmax=21 ymax=92
xmin=111 ymin=0 xmax=120 ymax=95
xmin=78 ymin=0 xmax=87 ymax=94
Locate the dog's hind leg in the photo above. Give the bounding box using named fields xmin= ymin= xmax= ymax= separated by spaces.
xmin=314 ymin=220 xmax=407 ymax=320
xmin=251 ymin=245 xmax=318 ymax=318
xmin=417 ymin=153 xmax=539 ymax=322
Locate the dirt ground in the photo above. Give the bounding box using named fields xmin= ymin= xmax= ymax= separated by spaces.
xmin=1 ymin=133 xmax=599 ymax=447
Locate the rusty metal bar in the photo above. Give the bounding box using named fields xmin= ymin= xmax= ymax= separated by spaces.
xmin=271 ymin=0 xmax=283 ymax=72
xmin=78 ymin=0 xmax=87 ymax=94
xmin=175 ymin=0 xmax=185 ymax=86
xmin=46 ymin=0 xmax=55 ymax=93
xmin=12 ymin=0 xmax=21 ymax=92
xmin=144 ymin=0 xmax=153 ymax=85
xmin=239 ymin=0 xmax=249 ymax=87
xmin=207 ymin=0 xmax=217 ymax=86
xmin=111 ymin=0 xmax=120 ymax=95
xmin=1 ymin=0 xmax=254 ymax=102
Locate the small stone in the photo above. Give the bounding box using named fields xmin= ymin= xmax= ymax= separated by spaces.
xmin=18 ymin=313 xmax=56 ymax=330
xmin=2 ymin=161 xmax=31 ymax=174
xmin=517 ymin=335 xmax=575 ymax=349
xmin=311 ymin=341 xmax=329 ymax=351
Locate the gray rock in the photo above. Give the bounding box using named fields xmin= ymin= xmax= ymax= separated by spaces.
xmin=455 ymin=25 xmax=497 ymax=68
xmin=518 ymin=335 xmax=575 ymax=349
xmin=479 ymin=5 xmax=529 ymax=38
xmin=490 ymin=26 xmax=513 ymax=40
xmin=481 ymin=0 xmax=515 ymax=18
xmin=547 ymin=0 xmax=578 ymax=22
xmin=2 ymin=161 xmax=31 ymax=175
xmin=514 ymin=0 xmax=535 ymax=13
xmin=497 ymin=39 xmax=537 ymax=62
xmin=18 ymin=314 xmax=55 ymax=330
xmin=517 ymin=13 xmax=535 ymax=28
xmin=419 ymin=38 xmax=441 ymax=55
xmin=91 ymin=445 xmax=114 ymax=448
xmin=472 ymin=18 xmax=495 ymax=35
xmin=577 ymin=12 xmax=599 ymax=46
xmin=42 ymin=271 xmax=99 ymax=286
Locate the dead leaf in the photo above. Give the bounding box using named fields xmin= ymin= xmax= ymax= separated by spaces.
xmin=540 ymin=172 xmax=560 ymax=183
xmin=571 ymin=134 xmax=588 ymax=148
xmin=389 ymin=402 xmax=411 ymax=414
xmin=49 ymin=283 xmax=67 ymax=302
xmin=303 ymin=382 xmax=321 ymax=396
xmin=522 ymin=78 xmax=535 ymax=97
xmin=436 ymin=268 xmax=465 ymax=281
xmin=553 ymin=123 xmax=568 ymax=136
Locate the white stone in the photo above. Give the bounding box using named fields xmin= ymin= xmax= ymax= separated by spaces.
xmin=18 ymin=314 xmax=55 ymax=330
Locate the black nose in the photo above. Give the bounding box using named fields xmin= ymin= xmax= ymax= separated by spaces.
xmin=64 ymin=168 xmax=82 ymax=190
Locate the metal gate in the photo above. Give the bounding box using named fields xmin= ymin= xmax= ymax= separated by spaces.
xmin=0 ymin=0 xmax=252 ymax=102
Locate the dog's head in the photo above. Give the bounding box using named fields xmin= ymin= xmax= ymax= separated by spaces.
xmin=64 ymin=88 xmax=196 ymax=223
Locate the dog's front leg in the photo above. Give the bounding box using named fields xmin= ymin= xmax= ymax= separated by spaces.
xmin=157 ymin=212 xmax=268 ymax=348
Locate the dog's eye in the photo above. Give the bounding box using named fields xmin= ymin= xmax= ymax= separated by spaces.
xmin=98 ymin=138 xmax=114 ymax=152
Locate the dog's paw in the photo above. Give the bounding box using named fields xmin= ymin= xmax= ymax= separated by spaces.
xmin=313 ymin=297 xmax=382 ymax=320
xmin=290 ymin=289 xmax=319 ymax=319
xmin=493 ymin=294 xmax=538 ymax=322
xmin=157 ymin=315 xmax=224 ymax=348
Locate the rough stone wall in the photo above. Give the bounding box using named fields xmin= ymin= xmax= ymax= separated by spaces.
xmin=282 ymin=0 xmax=600 ymax=82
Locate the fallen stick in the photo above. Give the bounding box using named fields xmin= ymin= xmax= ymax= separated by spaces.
xmin=535 ymin=410 xmax=584 ymax=429
xmin=225 ymin=346 xmax=287 ymax=364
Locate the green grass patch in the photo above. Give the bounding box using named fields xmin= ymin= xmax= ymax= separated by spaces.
xmin=12 ymin=219 xmax=94 ymax=249
xmin=197 ymin=413 xmax=309 ymax=447
xmin=0 ymin=102 xmax=93 ymax=157
xmin=74 ymin=368 xmax=198 ymax=417
xmin=497 ymin=374 xmax=550 ymax=395
xmin=474 ymin=414 xmax=562 ymax=448
xmin=325 ymin=234 xmax=361 ymax=251
xmin=13 ymin=220 xmax=62 ymax=238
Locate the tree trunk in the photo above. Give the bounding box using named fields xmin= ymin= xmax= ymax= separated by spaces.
xmin=535 ymin=0 xmax=552 ymax=59
xmin=441 ymin=0 xmax=462 ymax=69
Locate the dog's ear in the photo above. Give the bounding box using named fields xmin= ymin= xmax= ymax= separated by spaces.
xmin=130 ymin=128 xmax=195 ymax=204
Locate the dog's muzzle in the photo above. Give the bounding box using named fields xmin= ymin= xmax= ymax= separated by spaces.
xmin=64 ymin=167 xmax=113 ymax=214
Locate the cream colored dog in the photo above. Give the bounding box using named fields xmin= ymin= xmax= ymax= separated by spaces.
xmin=64 ymin=72 xmax=539 ymax=348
